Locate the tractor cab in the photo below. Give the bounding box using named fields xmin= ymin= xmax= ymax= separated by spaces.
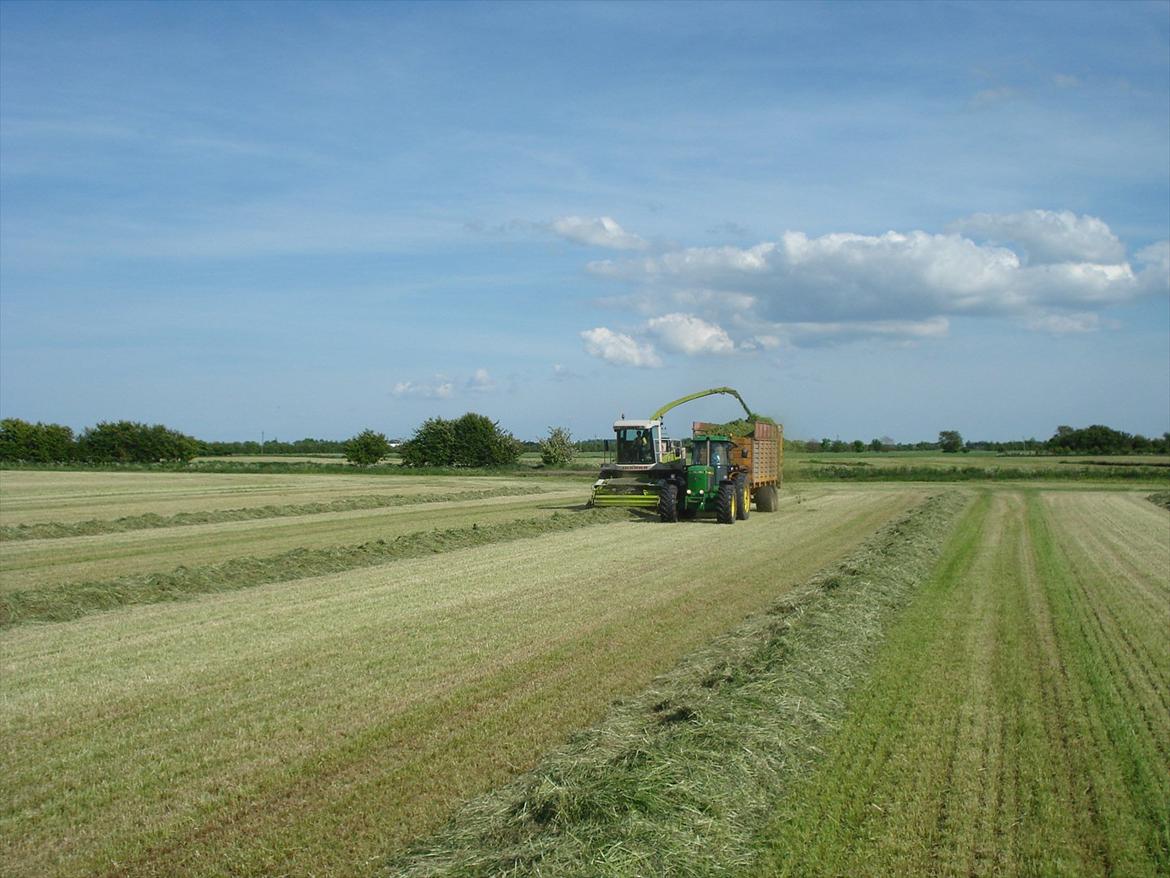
xmin=689 ymin=433 xmax=733 ymax=484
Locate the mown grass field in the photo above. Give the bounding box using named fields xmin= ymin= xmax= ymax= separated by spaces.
xmin=1 ymin=467 xmax=1166 ymax=877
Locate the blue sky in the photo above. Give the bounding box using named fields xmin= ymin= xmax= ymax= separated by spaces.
xmin=1 ymin=0 xmax=1167 ymax=443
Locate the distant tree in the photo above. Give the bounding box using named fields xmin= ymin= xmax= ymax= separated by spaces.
xmin=400 ymin=413 xmax=519 ymax=467
xmin=869 ymin=438 xmax=884 ymax=452
xmin=539 ymin=426 xmax=576 ymax=466
xmin=0 ymin=418 xmax=76 ymax=462
xmin=78 ymin=421 xmax=198 ymax=463
xmin=939 ymin=430 xmax=963 ymax=453
xmin=452 ymin=413 xmax=520 ymax=466
xmin=804 ymin=440 xmax=821 ymax=453
xmin=851 ymin=439 xmax=866 ymax=453
xmin=830 ymin=439 xmax=848 ymax=453
xmin=344 ymin=429 xmax=391 ymax=466
xmin=820 ymin=437 xmax=832 ymax=452
xmin=399 ymin=417 xmax=457 ymax=467
xmin=1047 ymin=424 xmax=1135 ymax=454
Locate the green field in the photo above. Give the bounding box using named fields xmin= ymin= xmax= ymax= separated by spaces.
xmin=1 ymin=468 xmax=1166 ymax=877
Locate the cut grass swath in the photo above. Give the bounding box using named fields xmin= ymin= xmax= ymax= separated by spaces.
xmin=0 ymin=485 xmax=550 ymax=542
xmin=0 ymin=507 xmax=630 ymax=627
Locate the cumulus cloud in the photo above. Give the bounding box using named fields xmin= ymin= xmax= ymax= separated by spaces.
xmin=580 ymin=327 xmax=661 ymax=367
xmin=552 ymin=216 xmax=648 ymax=250
xmin=393 ymin=368 xmax=498 ymax=398
xmin=1136 ymin=240 xmax=1170 ymax=294
xmin=576 ymin=210 xmax=1163 ymax=354
xmin=647 ymin=313 xmax=736 ymax=354
xmin=467 ymin=368 xmax=496 ymax=393
xmin=588 ymin=214 xmax=1157 ymax=330
xmin=392 ymin=378 xmax=454 ymax=399
xmin=950 ymin=209 xmax=1125 ymax=264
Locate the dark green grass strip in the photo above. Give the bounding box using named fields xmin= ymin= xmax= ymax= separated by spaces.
xmin=750 ymin=492 xmax=1168 ymax=877
xmin=385 ymin=492 xmax=971 ymax=877
xmin=0 ymin=508 xmax=630 ymax=629
xmin=0 ymin=486 xmax=550 ymax=542
xmin=1148 ymin=491 xmax=1170 ymax=510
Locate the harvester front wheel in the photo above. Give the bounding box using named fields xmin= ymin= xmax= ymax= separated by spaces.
xmin=716 ymin=481 xmax=736 ymax=524
xmin=736 ymin=474 xmax=750 ymax=520
xmin=658 ymin=483 xmax=679 ymax=523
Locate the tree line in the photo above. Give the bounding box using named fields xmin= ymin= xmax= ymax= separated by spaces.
xmin=799 ymin=426 xmax=1170 ymax=455
xmin=3 ymin=417 xmax=1168 ymax=467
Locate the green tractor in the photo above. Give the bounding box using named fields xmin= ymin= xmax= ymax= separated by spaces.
xmin=658 ymin=431 xmax=752 ymax=524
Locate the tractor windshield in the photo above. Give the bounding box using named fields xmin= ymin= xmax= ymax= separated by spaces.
xmin=692 ymin=439 xmax=710 ymax=466
xmin=615 ymin=428 xmax=656 ymax=465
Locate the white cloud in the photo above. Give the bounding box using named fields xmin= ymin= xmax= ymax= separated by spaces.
xmin=552 ymin=216 xmax=648 ymax=250
xmin=784 ymin=317 xmax=951 ymax=345
xmin=950 ymin=209 xmax=1125 ymax=264
xmin=580 ymin=327 xmax=662 ymax=367
xmin=971 ymin=86 xmax=1019 ymax=106
xmin=1027 ymin=311 xmax=1101 ymax=334
xmin=647 ymin=313 xmax=735 ymax=355
xmin=588 ymin=214 xmax=1156 ymax=333
xmin=392 ymin=378 xmax=454 ymax=399
xmin=467 ymin=368 xmax=496 ymax=393
xmin=1136 ymin=240 xmax=1170 ymax=294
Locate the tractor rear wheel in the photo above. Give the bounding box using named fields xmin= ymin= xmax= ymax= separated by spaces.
xmin=736 ymin=474 xmax=750 ymax=520
xmin=716 ymin=481 xmax=736 ymax=524
xmin=658 ymin=483 xmax=679 ymax=523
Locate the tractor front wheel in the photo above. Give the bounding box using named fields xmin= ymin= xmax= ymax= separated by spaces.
xmin=716 ymin=481 xmax=737 ymax=524
xmin=736 ymin=474 xmax=750 ymax=520
xmin=659 ymin=483 xmax=679 ymax=523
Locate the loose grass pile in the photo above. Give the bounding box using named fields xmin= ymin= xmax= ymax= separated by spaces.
xmin=387 ymin=491 xmax=970 ymax=877
xmin=0 ymin=486 xmax=549 ymax=542
xmin=0 ymin=507 xmax=631 ymax=627
xmin=1147 ymin=491 xmax=1170 ymax=510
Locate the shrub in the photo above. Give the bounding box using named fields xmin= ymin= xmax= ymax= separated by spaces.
xmin=399 ymin=417 xmax=457 ymax=467
xmin=539 ymin=426 xmax=576 ymax=466
xmin=400 ymin=413 xmax=519 ymax=467
xmin=344 ymin=429 xmax=391 ymax=466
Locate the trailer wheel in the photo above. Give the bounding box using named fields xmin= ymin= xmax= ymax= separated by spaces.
xmin=716 ymin=481 xmax=736 ymax=524
xmin=658 ymin=483 xmax=679 ymax=523
xmin=756 ymin=484 xmax=779 ymax=512
xmin=736 ymin=474 xmax=750 ymax=520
